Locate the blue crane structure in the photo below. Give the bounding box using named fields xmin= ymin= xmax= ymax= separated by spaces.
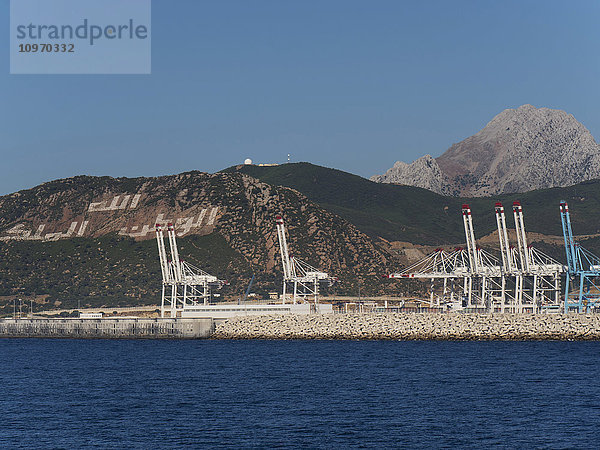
xmin=559 ymin=201 xmax=600 ymax=312
xmin=242 ymin=273 xmax=255 ymax=302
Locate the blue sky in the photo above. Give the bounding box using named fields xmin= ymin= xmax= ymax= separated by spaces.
xmin=1 ymin=0 xmax=599 ymax=194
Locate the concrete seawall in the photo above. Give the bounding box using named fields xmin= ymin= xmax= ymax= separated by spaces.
xmin=213 ymin=313 xmax=600 ymax=340
xmin=0 ymin=318 xmax=214 ymax=339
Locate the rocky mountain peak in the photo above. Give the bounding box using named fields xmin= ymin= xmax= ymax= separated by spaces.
xmin=372 ymin=104 xmax=600 ymax=196
xmin=371 ymin=155 xmax=445 ymax=193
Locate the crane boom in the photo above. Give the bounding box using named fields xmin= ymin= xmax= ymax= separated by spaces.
xmin=166 ymin=223 xmax=182 ymax=282
xmin=512 ymin=201 xmax=530 ymax=272
xmin=494 ymin=202 xmax=513 ymax=272
xmin=155 ymin=224 xmax=171 ymax=282
xmin=275 ymin=215 xmax=292 ymax=280
xmin=462 ymin=204 xmax=479 ymax=273
xmin=559 ymin=201 xmax=578 ymax=273
xmin=243 ymin=274 xmax=255 ymax=302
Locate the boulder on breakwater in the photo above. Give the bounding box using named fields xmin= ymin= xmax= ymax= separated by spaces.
xmin=213 ymin=313 xmax=600 ymax=340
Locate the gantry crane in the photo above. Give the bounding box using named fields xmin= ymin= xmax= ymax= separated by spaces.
xmin=388 ymin=202 xmax=561 ymax=313
xmin=155 ymin=223 xmax=225 ymax=317
xmin=461 ymin=204 xmax=503 ymax=310
xmin=387 ymin=247 xmax=471 ymax=308
xmin=560 ymin=201 xmax=600 ymax=313
xmin=388 ymin=204 xmax=501 ymax=311
xmin=493 ymin=202 xmax=563 ymax=313
xmin=275 ymin=215 xmax=337 ymax=306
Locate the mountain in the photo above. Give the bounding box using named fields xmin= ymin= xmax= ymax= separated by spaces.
xmin=226 ymin=162 xmax=600 ymax=240
xmin=223 ymin=162 xmax=468 ymax=244
xmin=0 ymin=171 xmax=392 ymax=314
xmin=226 ymin=162 xmax=600 ymax=260
xmin=369 ymin=155 xmax=446 ymax=193
xmin=372 ymin=104 xmax=600 ymax=196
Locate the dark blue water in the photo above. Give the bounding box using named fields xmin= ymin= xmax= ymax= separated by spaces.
xmin=1 ymin=340 xmax=599 ymax=448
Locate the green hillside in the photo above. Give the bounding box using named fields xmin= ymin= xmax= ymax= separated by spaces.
xmin=225 ymin=163 xmax=600 ymax=244
xmin=0 ymin=169 xmax=397 ymax=314
xmin=0 ymin=230 xmax=396 ymax=315
xmin=3 ymin=163 xmax=600 ymax=313
xmin=224 ymin=163 xmax=467 ymax=243
xmin=0 ymin=232 xmax=256 ymax=315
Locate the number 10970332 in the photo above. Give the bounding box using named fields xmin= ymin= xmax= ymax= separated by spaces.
xmin=19 ymin=43 xmax=74 ymax=53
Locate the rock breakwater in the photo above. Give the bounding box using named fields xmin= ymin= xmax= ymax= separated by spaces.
xmin=213 ymin=313 xmax=600 ymax=340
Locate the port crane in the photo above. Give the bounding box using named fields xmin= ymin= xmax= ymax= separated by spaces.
xmin=388 ymin=202 xmax=562 ymax=313
xmin=559 ymin=201 xmax=600 ymax=312
xmin=462 ymin=203 xmax=504 ymax=310
xmin=275 ymin=215 xmax=337 ymax=306
xmin=242 ymin=273 xmax=255 ymax=302
xmin=155 ymin=223 xmax=225 ymax=317
xmin=388 ymin=204 xmax=503 ymax=311
xmin=387 ymin=247 xmax=471 ymax=308
xmin=495 ymin=202 xmax=562 ymax=313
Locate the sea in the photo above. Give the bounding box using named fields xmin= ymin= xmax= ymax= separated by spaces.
xmin=1 ymin=339 xmax=599 ymax=449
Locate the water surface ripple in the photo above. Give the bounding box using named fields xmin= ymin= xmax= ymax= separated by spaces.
xmin=1 ymin=340 xmax=598 ymax=448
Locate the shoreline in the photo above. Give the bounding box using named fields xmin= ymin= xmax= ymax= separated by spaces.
xmin=213 ymin=313 xmax=600 ymax=341
xmin=3 ymin=313 xmax=600 ymax=341
xmin=0 ymin=317 xmax=213 ymax=339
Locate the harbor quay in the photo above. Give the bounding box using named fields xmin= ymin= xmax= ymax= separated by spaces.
xmin=214 ymin=313 xmax=600 ymax=341
xmin=0 ymin=317 xmax=214 ymax=339
xmin=4 ymin=313 xmax=600 ymax=340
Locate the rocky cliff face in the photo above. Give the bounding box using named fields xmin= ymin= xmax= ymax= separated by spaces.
xmin=372 ymin=105 xmax=600 ymax=196
xmin=0 ymin=171 xmax=391 ymax=311
xmin=370 ymin=155 xmax=446 ymax=193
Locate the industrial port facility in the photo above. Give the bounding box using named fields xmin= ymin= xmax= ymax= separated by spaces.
xmin=388 ymin=201 xmax=600 ymax=314
xmin=154 ymin=215 xmax=335 ymax=319
xmin=4 ymin=199 xmax=600 ymax=327
xmin=153 ymin=200 xmax=600 ymax=318
xmin=388 ymin=202 xmax=563 ymax=313
xmin=3 ymin=200 xmax=600 ymax=340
